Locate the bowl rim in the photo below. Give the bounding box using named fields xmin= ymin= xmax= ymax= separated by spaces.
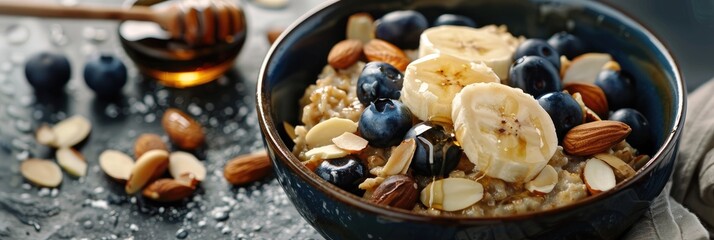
xmin=257 ymin=0 xmax=686 ymax=223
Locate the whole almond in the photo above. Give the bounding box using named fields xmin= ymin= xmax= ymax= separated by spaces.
xmin=224 ymin=150 xmax=272 ymax=185
xmin=328 ymin=39 xmax=363 ymax=69
xmin=564 ymin=82 xmax=609 ymax=117
xmin=162 ymin=108 xmax=205 ymax=150
xmin=142 ymin=178 xmax=196 ymax=202
xmin=370 ymin=175 xmax=418 ymax=210
xmin=363 ymin=39 xmax=410 ymax=71
xmin=134 ymin=133 xmax=168 ymax=159
xmin=563 ymin=121 xmax=631 ymax=156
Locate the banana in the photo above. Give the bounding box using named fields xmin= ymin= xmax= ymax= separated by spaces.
xmin=452 ymin=82 xmax=558 ymax=183
xmin=400 ymin=53 xmax=500 ymax=122
xmin=419 ymin=25 xmax=523 ymax=81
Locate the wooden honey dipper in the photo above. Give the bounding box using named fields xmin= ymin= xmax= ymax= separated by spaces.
xmin=0 ymin=0 xmax=245 ymax=46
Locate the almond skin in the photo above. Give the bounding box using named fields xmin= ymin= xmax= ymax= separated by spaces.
xmin=162 ymin=108 xmax=205 ymax=150
xmin=563 ymin=120 xmax=631 ymax=156
xmin=142 ymin=178 xmax=196 ymax=202
xmin=370 ymin=175 xmax=418 ymax=210
xmin=224 ymin=150 xmax=272 ymax=185
xmin=328 ymin=39 xmax=363 ymax=69
xmin=363 ymin=39 xmax=410 ymax=71
xmin=134 ymin=133 xmax=168 ymax=159
xmin=564 ymin=82 xmax=609 ymax=117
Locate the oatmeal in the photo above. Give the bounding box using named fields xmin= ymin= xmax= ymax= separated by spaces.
xmin=289 ymin=11 xmax=650 ymax=217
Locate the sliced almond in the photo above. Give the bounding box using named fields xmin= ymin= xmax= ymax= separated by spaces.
xmin=305 ymin=118 xmax=358 ymax=148
xmin=358 ymin=176 xmax=385 ymax=190
xmin=169 ymin=151 xmax=206 ymax=181
xmin=379 ymin=139 xmax=416 ymax=176
xmin=125 ymin=149 xmax=170 ymax=194
xmin=346 ymin=13 xmax=375 ymax=43
xmin=20 ymin=159 xmax=62 ymax=188
xmin=142 ymin=177 xmax=196 ymax=202
xmin=420 ymin=178 xmax=483 ymax=211
xmin=559 ymin=55 xmax=570 ymax=77
xmin=602 ymin=60 xmax=621 ymax=71
xmin=525 ymin=165 xmax=558 ymax=194
xmin=332 ymin=132 xmax=368 ymax=153
xmin=51 ymin=115 xmax=92 ymax=148
xmin=593 ymin=153 xmax=636 ymax=180
xmin=99 ymin=150 xmax=134 ymax=182
xmin=283 ymin=121 xmax=297 ymax=141
xmin=304 ymin=144 xmax=349 ymax=160
xmin=571 ymin=92 xmax=588 ymax=122
xmin=630 ymin=154 xmax=650 ymax=170
xmin=585 ymin=107 xmax=602 ymax=122
xmin=224 ymin=150 xmax=272 ymax=185
xmin=562 ymin=53 xmax=612 ymax=84
xmin=56 ymin=147 xmax=87 ymax=177
xmin=583 ymin=158 xmax=616 ymax=195
xmin=35 ymin=124 xmax=56 ymax=146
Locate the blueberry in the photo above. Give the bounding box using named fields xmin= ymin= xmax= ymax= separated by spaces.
xmin=357 ymin=62 xmax=403 ymax=105
xmin=314 ymin=155 xmax=366 ymax=194
xmin=358 ymin=99 xmax=413 ymax=148
xmin=375 ymin=10 xmax=428 ymax=49
xmin=24 ymin=52 xmax=71 ymax=92
xmin=508 ymin=56 xmax=562 ymax=98
xmin=609 ymin=108 xmax=649 ymax=151
xmin=538 ymin=92 xmax=583 ymax=142
xmin=513 ymin=39 xmax=560 ymax=70
xmin=594 ymin=70 xmax=635 ymax=110
xmin=547 ymin=31 xmax=587 ymax=59
xmin=433 ymin=14 xmax=476 ymax=27
xmin=404 ymin=121 xmax=462 ymax=176
xmin=83 ymin=54 xmax=127 ymax=98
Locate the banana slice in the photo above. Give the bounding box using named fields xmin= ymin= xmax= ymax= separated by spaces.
xmin=452 ymin=83 xmax=558 ymax=183
xmin=401 ymin=53 xmax=500 ymax=122
xmin=419 ymin=25 xmax=523 ymax=81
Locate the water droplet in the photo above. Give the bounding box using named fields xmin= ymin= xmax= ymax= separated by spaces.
xmin=188 ymin=103 xmax=202 ymax=115
xmin=82 ymin=220 xmax=93 ymax=229
xmin=197 ymin=219 xmax=206 ymax=227
xmin=223 ymin=107 xmax=234 ymax=116
xmin=22 ymin=183 xmax=31 ymax=190
xmin=37 ymin=188 xmax=50 ymax=197
xmin=4 ymin=24 xmax=30 ymax=45
xmin=144 ymin=113 xmax=156 ymax=123
xmin=159 ymin=207 xmax=165 ymax=213
xmin=59 ymin=0 xmax=79 ymax=6
xmin=82 ymin=27 xmax=109 ymax=43
xmin=15 ymin=120 xmax=32 ymax=133
xmin=50 ymin=188 xmax=59 ymax=198
xmin=221 ymin=226 xmax=231 ymax=235
xmin=175 ymin=228 xmax=189 ymax=239
xmin=50 ymin=25 xmax=68 ymax=46
xmin=93 ymin=187 xmax=104 ymax=194
xmin=129 ymin=224 xmax=139 ymax=232
xmin=15 ymin=151 xmax=30 ymax=161
xmin=105 ymin=104 xmax=119 ymax=118
xmin=212 ymin=210 xmax=229 ymax=222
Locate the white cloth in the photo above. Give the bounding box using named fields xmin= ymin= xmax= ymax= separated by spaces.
xmin=623 ymin=79 xmax=714 ymax=239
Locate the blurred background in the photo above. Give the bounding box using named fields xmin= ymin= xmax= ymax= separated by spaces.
xmin=0 ymin=0 xmax=712 ymax=239
xmin=602 ymin=0 xmax=714 ymax=91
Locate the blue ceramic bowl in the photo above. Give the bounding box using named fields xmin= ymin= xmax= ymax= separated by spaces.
xmin=257 ymin=0 xmax=685 ymax=239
